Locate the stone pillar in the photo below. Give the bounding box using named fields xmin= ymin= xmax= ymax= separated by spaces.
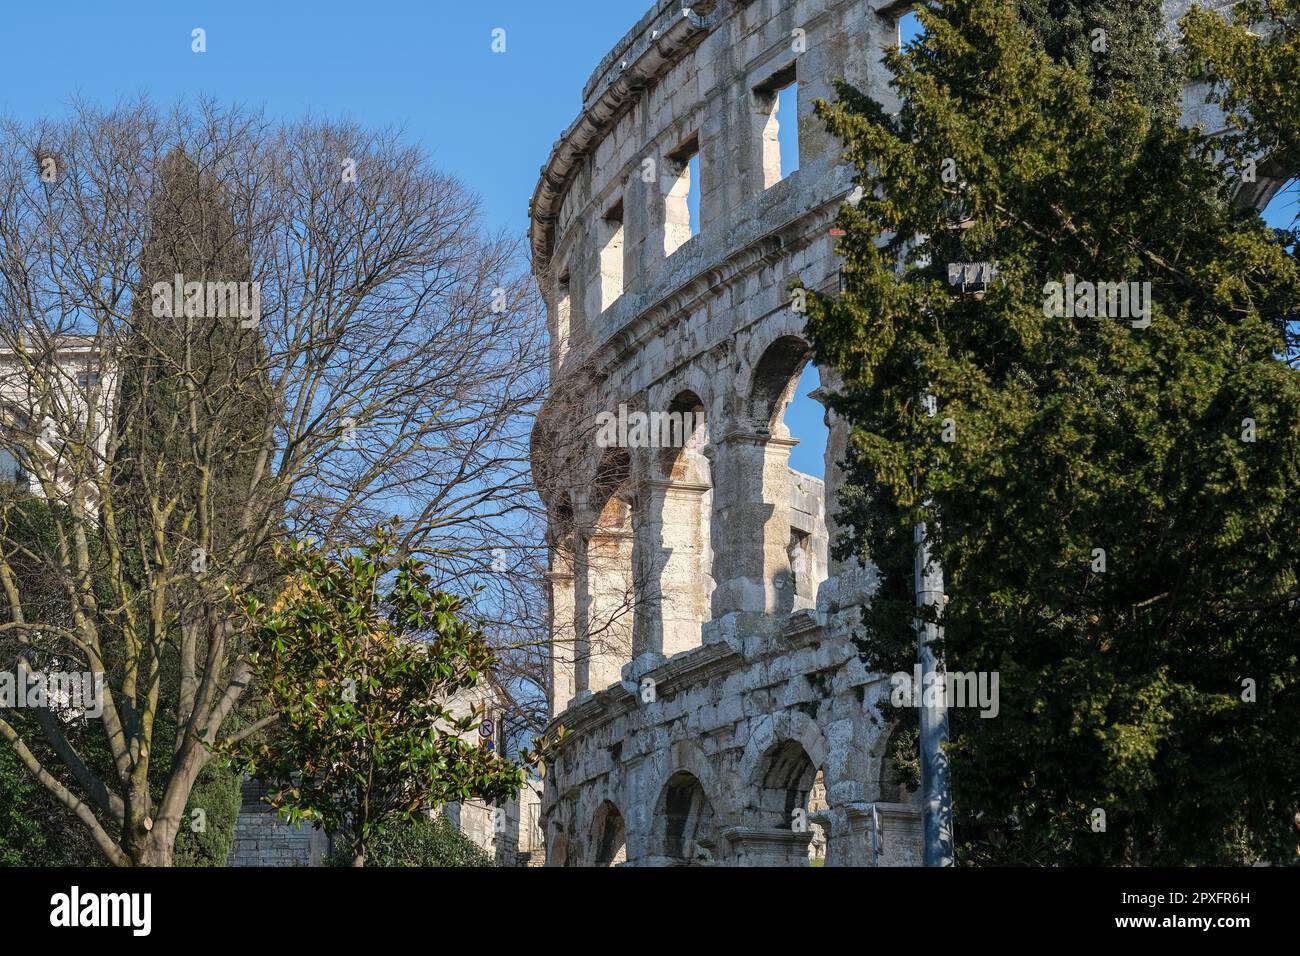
xmin=814 ymin=369 xmax=855 ymax=579
xmin=545 ymin=564 xmax=576 ymax=716
xmin=709 ymin=426 xmax=798 ymax=617
xmin=720 ymin=826 xmax=813 ymax=866
xmin=635 ymin=478 xmax=712 ymax=658
xmin=577 ymin=528 xmax=635 ymax=694
xmin=827 ymin=802 xmax=923 ymax=866
xmin=787 ymin=471 xmax=828 ymax=611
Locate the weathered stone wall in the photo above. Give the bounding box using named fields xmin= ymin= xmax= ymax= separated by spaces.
xmin=227 ymin=778 xmax=331 ymax=867
xmin=531 ymin=0 xmax=919 ymax=868
xmin=531 ymin=0 xmax=1261 ymax=867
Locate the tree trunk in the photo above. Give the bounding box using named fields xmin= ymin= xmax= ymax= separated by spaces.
xmin=123 ymin=816 xmax=180 ymax=866
xmin=135 ymin=837 xmax=176 ymax=867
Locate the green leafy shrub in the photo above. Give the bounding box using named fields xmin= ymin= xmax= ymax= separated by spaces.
xmin=326 ymin=813 xmax=493 ymax=868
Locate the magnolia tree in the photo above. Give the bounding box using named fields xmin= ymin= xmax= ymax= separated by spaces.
xmin=0 ymin=100 xmax=547 ymax=866
xmin=228 ymin=531 xmax=524 ymax=867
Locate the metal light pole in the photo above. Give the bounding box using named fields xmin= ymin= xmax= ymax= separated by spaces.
xmin=915 ymin=491 xmax=954 ymax=865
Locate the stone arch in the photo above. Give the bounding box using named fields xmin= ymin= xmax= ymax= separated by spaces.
xmin=753 ymin=738 xmax=820 ymax=830
xmin=717 ymin=711 xmax=827 ymax=866
xmin=737 ymin=710 xmax=828 ymax=815
xmin=747 ymin=334 xmax=813 ymax=434
xmin=650 ymin=357 xmax=718 ymax=417
xmin=589 ymin=446 xmax=633 ymax=528
xmin=655 ymin=390 xmax=710 ymax=483
xmin=657 ymin=737 xmax=721 ymax=804
xmin=589 ymin=799 xmax=628 ymax=866
xmin=547 ymin=823 xmax=571 ymax=868
xmin=1235 ymin=153 xmax=1296 ymax=215
xmin=874 ymin=720 xmax=921 ymax=805
xmin=575 ymin=447 xmax=635 ymax=694
xmin=650 ymin=771 xmax=716 ymax=865
xmin=635 ymin=388 xmax=714 ymax=658
xmin=710 ymin=333 xmax=828 ymax=617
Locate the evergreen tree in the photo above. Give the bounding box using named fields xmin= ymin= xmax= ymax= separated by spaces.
xmin=0 ymin=104 xmax=537 ymax=869
xmin=324 ymin=812 xmax=494 ymax=868
xmin=806 ymin=0 xmax=1300 ymax=864
xmin=116 ymin=147 xmax=272 ymax=569
xmin=110 ymin=149 xmax=274 ymax=866
xmin=1015 ymin=0 xmax=1181 ymax=115
xmin=1184 ymin=0 xmax=1300 ymax=226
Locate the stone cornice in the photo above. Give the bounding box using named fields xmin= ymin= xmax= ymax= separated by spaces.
xmin=642 ymin=478 xmax=712 ymax=495
xmin=714 ymin=428 xmax=800 ymax=449
xmin=607 ymin=200 xmax=844 ymax=370
xmin=528 ymin=5 xmax=718 ymax=272
xmin=543 ymin=638 xmax=741 ymax=742
xmin=535 ymin=196 xmax=845 ymax=429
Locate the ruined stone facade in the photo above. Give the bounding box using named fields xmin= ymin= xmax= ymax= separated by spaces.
xmin=529 ymin=0 xmax=921 ymax=867
xmin=529 ymin=0 xmax=1264 ymax=867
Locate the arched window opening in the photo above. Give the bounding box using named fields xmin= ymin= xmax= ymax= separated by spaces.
xmin=638 ymin=391 xmax=712 ymax=657
xmin=755 ymin=739 xmax=819 ymax=831
xmin=652 ymin=771 xmax=715 ymax=865
xmin=898 ymin=8 xmax=923 ymax=48
xmin=785 ymin=363 xmax=828 ymax=480
xmin=1261 ymin=177 xmax=1298 ymax=239
xmin=577 ymin=449 xmax=635 ymax=694
xmin=715 ymin=337 xmax=828 ymax=616
xmin=750 ymin=335 xmax=812 ymax=432
xmin=878 ymin=722 xmax=921 ymax=805
xmin=591 ymin=801 xmax=627 ymax=866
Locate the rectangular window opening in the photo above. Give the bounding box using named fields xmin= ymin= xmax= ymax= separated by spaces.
xmin=898 ymin=8 xmax=922 ymax=48
xmin=687 ymin=152 xmax=701 ymax=236
xmin=556 ymin=268 xmax=572 ymax=355
xmin=664 ymin=134 xmax=700 ymax=257
xmin=756 ymin=64 xmax=799 ymax=189
xmin=599 ymin=199 xmax=625 ymax=312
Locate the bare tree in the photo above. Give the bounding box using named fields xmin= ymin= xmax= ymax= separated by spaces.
xmin=0 ymin=99 xmax=547 ymax=866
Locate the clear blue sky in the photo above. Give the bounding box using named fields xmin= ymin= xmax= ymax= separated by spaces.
xmin=0 ymin=0 xmax=651 ymax=238
xmin=1 ymin=2 xmax=1293 ymax=481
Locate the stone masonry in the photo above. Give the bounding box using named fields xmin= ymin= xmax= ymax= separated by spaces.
xmin=529 ymin=0 xmax=1267 ymax=867
xmin=530 ymin=0 xmax=920 ymax=868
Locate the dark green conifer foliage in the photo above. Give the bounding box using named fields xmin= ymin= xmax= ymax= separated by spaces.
xmin=116 ymin=148 xmax=271 ymax=569
xmin=114 ymin=149 xmax=275 ymax=866
xmin=806 ymin=0 xmax=1300 ymax=864
xmin=1016 ymin=0 xmax=1181 ymax=115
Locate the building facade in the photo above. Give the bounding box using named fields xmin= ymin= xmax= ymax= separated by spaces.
xmin=530 ymin=0 xmax=923 ymax=867
xmin=528 ymin=0 xmax=1264 ymax=867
